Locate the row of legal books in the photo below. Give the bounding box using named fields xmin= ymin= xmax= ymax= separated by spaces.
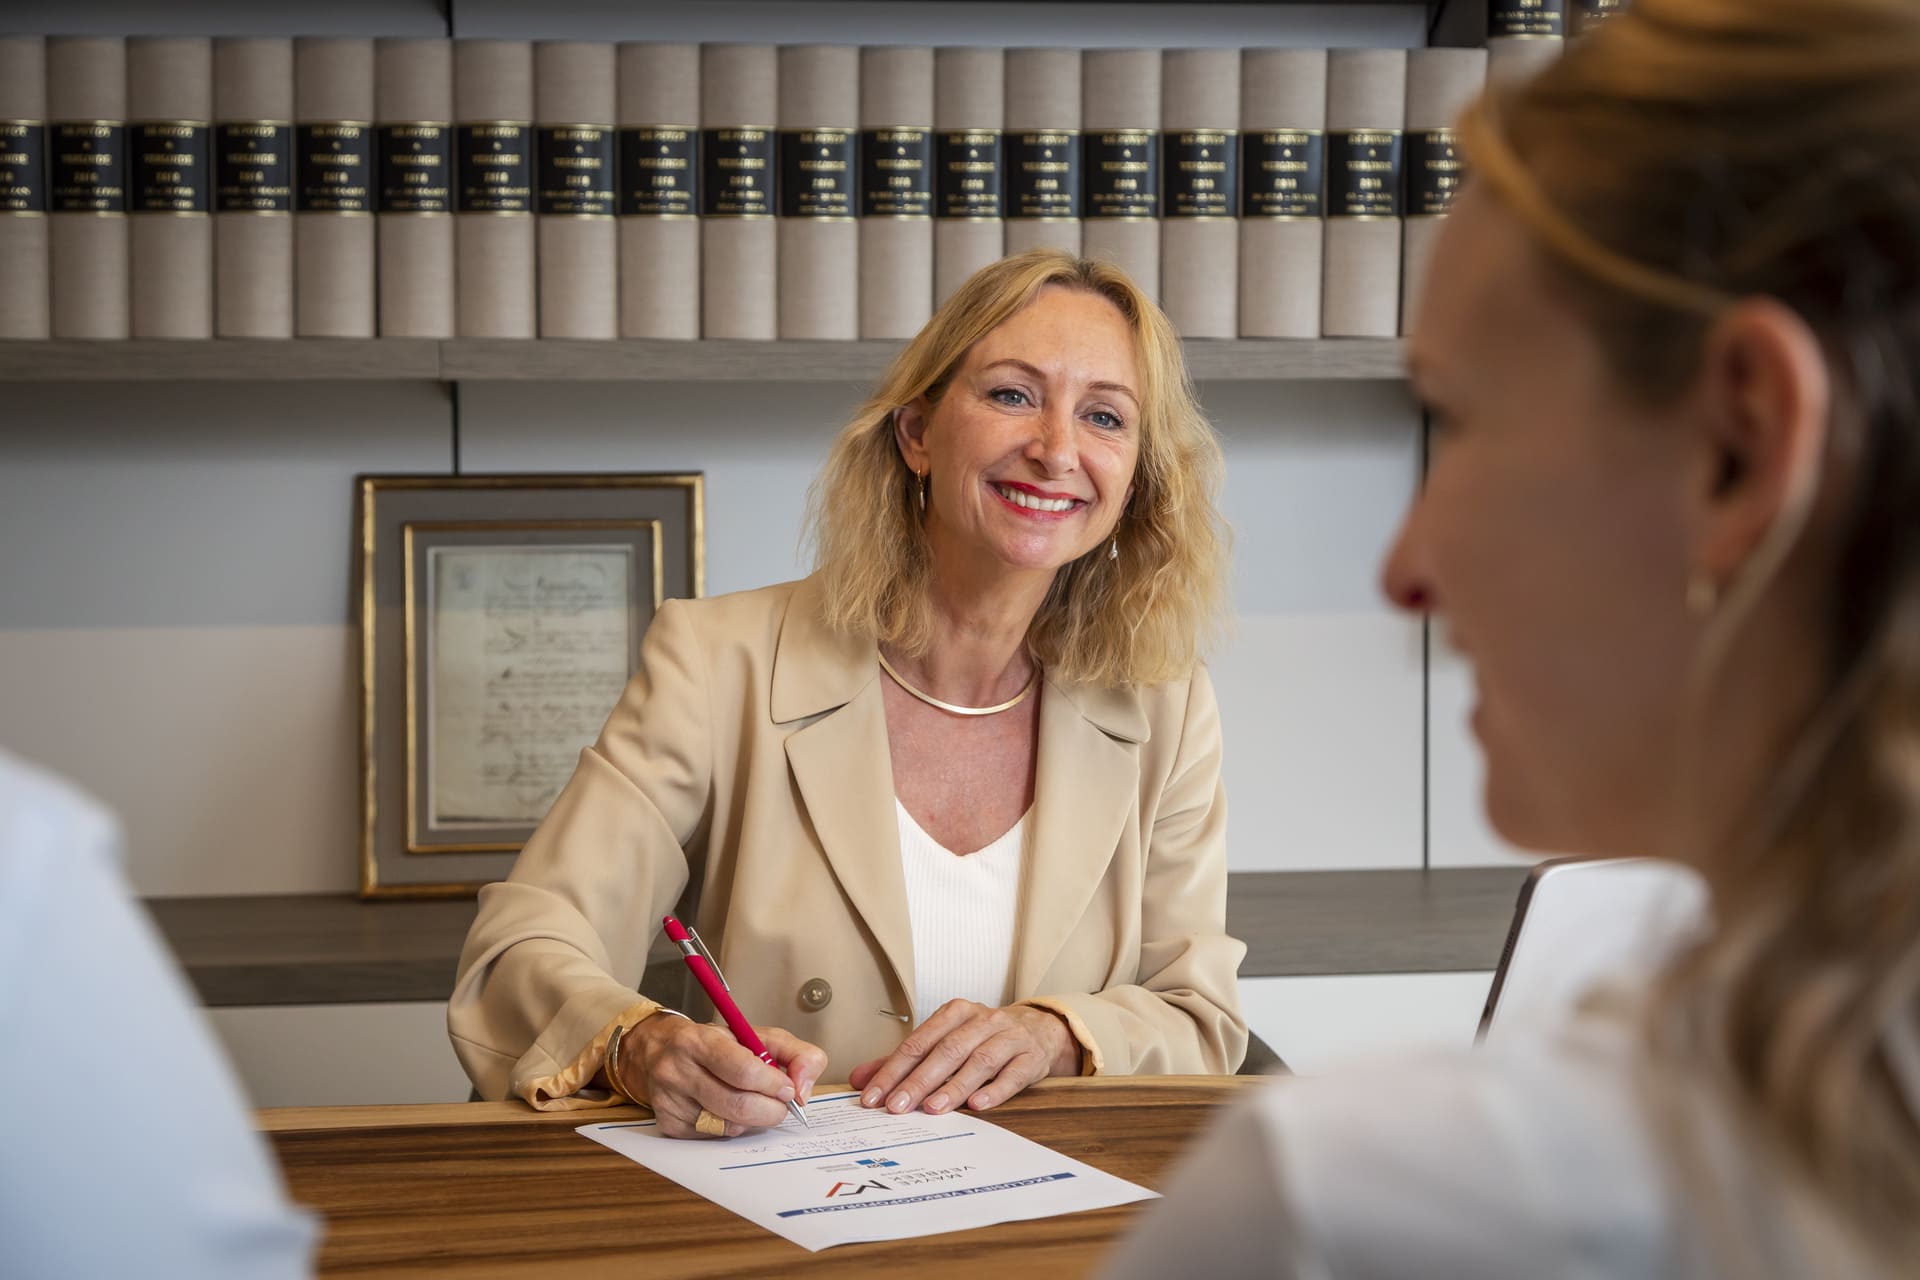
xmin=0 ymin=20 xmax=1608 ymax=344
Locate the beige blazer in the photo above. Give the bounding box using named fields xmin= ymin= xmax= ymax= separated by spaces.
xmin=449 ymin=576 xmax=1247 ymax=1106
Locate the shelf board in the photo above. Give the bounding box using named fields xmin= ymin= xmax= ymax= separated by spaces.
xmin=0 ymin=339 xmax=443 ymax=381
xmin=438 ymin=337 xmax=911 ymax=382
xmin=146 ymin=866 xmax=1528 ymax=1007
xmin=0 ymin=337 xmax=1408 ymax=384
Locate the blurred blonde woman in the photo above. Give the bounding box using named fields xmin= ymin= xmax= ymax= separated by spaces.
xmin=450 ymin=250 xmax=1246 ymax=1140
xmin=1107 ymin=1 xmax=1920 ymax=1275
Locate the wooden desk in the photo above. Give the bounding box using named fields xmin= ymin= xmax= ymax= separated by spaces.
xmin=263 ymin=1075 xmax=1259 ymax=1277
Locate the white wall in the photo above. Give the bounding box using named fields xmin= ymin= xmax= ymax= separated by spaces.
xmin=1242 ymin=971 xmax=1494 ymax=1076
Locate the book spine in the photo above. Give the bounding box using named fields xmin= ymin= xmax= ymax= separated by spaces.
xmin=128 ymin=37 xmax=213 ymax=339
xmin=47 ymin=36 xmax=129 ymax=339
xmin=375 ymin=38 xmax=453 ymax=338
xmin=859 ymin=46 xmax=934 ymax=340
xmin=1161 ymin=48 xmax=1239 ymax=338
xmin=1489 ymin=0 xmax=1565 ymax=86
xmin=0 ymin=35 xmax=50 ymax=338
xmin=1402 ymin=49 xmax=1485 ymax=335
xmin=1239 ymin=49 xmax=1326 ymax=338
xmin=534 ymin=41 xmax=616 ymax=339
xmin=1004 ymin=48 xmax=1081 ymax=258
xmin=1570 ymin=0 xmax=1629 ymax=37
xmin=700 ymin=43 xmax=776 ymax=340
xmin=1081 ymin=48 xmax=1161 ymax=298
xmin=617 ymin=41 xmax=699 ymax=340
xmin=777 ymin=44 xmax=858 ymax=340
xmin=1322 ymin=48 xmax=1406 ymax=339
xmin=454 ymin=39 xmax=536 ymax=338
xmin=213 ymin=37 xmax=293 ymax=338
xmin=294 ymin=38 xmax=375 ymax=338
xmin=932 ymin=46 xmax=1003 ymax=306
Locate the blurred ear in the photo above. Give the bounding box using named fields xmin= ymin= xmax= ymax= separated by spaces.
xmin=1689 ymin=298 xmax=1831 ymax=587
xmin=893 ymin=399 xmax=932 ymax=473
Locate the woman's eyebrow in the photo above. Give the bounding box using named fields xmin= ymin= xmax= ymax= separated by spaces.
xmin=978 ymin=358 xmax=1140 ymax=407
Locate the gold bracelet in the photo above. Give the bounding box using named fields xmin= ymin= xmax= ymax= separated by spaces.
xmin=605 ymin=1023 xmax=630 ymax=1101
xmin=606 ymin=1007 xmax=690 ymax=1103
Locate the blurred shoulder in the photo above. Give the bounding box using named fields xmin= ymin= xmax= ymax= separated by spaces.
xmin=0 ymin=748 xmax=121 ymax=873
xmin=1246 ymin=1014 xmax=1679 ymax=1276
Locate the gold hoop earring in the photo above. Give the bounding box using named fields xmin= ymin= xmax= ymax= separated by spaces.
xmin=1686 ymin=573 xmax=1719 ymax=618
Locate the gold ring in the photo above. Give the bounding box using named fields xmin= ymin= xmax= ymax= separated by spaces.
xmin=694 ymin=1108 xmax=728 ymax=1137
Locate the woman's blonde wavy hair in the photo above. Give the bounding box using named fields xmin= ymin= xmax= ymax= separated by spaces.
xmin=804 ymin=249 xmax=1228 ymax=689
xmin=1463 ymin=0 xmax=1920 ymax=1271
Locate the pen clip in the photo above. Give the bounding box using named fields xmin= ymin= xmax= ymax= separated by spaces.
xmin=685 ymin=924 xmax=731 ymax=993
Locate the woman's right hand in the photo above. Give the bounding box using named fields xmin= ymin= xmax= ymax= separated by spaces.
xmin=615 ymin=1014 xmax=827 ymax=1139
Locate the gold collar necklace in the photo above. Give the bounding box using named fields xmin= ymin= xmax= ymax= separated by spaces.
xmin=876 ymin=649 xmax=1039 ymax=717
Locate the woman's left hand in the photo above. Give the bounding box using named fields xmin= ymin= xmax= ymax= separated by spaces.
xmin=848 ymin=999 xmax=1081 ymax=1115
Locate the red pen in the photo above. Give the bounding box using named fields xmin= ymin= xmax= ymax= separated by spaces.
xmin=662 ymin=914 xmax=810 ymax=1129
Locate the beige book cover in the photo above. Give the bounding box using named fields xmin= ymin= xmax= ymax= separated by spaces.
xmin=376 ymin=37 xmax=454 ymax=338
xmin=454 ymin=39 xmax=536 ymax=338
xmin=700 ymin=43 xmax=777 ymax=340
xmin=932 ymin=46 xmax=1004 ymax=306
xmin=48 ymin=36 xmax=129 ymax=339
xmin=0 ymin=35 xmax=50 ymax=338
xmin=618 ymin=42 xmax=699 ymax=340
xmin=535 ymin=41 xmax=617 ymax=339
xmin=859 ymin=46 xmax=934 ymax=340
xmin=1161 ymin=48 xmax=1239 ymax=338
xmin=1004 ymin=48 xmax=1081 ymax=259
xmin=1239 ymin=48 xmax=1328 ymax=338
xmin=1081 ymin=48 xmax=1161 ymax=300
xmin=1322 ymin=48 xmax=1406 ymax=339
xmin=1401 ymin=48 xmax=1486 ymax=334
xmin=777 ymin=44 xmax=858 ymax=340
xmin=1489 ymin=0 xmax=1566 ymax=86
xmin=213 ymin=37 xmax=293 ymax=338
xmin=128 ymin=37 xmax=212 ymax=339
xmin=295 ymin=38 xmax=376 ymax=337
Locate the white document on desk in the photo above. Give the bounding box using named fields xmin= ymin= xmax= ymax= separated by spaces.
xmin=578 ymin=1091 xmax=1156 ymax=1251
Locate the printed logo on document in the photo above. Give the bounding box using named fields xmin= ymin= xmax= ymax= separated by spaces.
xmin=821 ymin=1156 xmax=899 ymax=1197
xmin=818 ymin=1158 xmax=979 ymax=1197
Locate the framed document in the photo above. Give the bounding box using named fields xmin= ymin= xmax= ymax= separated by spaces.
xmin=357 ymin=475 xmax=703 ymax=898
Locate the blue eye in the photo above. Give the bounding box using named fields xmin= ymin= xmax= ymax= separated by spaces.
xmin=1089 ymin=410 xmax=1124 ymax=431
xmin=990 ymin=387 xmax=1031 ymax=407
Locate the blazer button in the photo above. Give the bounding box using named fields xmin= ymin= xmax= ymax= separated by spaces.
xmin=798 ymin=978 xmax=833 ymax=1012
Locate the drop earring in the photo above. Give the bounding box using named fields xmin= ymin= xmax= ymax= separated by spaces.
xmin=1686 ymin=573 xmax=1718 ymax=618
xmin=1108 ymin=533 xmax=1119 ymax=562
xmin=918 ymin=469 xmax=927 ymax=514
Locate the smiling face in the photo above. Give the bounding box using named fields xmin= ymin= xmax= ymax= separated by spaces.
xmin=896 ymin=285 xmax=1142 ymax=591
xmin=1383 ymin=186 xmax=1706 ymax=858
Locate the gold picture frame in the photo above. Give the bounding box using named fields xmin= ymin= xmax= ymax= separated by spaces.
xmin=357 ymin=475 xmax=704 ymax=899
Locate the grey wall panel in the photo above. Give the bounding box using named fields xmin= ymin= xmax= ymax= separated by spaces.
xmin=0 ymin=382 xmax=452 ymax=629
xmin=455 ymin=380 xmax=863 ymax=596
xmin=1205 ymin=379 xmax=1420 ymax=616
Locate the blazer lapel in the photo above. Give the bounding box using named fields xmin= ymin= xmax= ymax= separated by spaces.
xmin=774 ymin=581 xmax=916 ymax=1012
xmin=1012 ymin=677 xmax=1149 ymax=996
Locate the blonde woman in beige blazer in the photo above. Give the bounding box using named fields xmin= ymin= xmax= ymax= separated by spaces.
xmin=450 ymin=250 xmax=1246 ymax=1139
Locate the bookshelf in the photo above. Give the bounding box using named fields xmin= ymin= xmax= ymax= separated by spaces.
xmin=0 ymin=337 xmax=1408 ymax=382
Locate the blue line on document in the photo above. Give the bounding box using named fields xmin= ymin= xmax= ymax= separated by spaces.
xmin=720 ymin=1131 xmax=975 ymax=1171
xmin=595 ymin=1092 xmax=864 ymax=1133
xmin=777 ymin=1172 xmax=1077 ymax=1216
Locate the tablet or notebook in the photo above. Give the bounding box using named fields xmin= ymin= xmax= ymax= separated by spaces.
xmin=1477 ymin=856 xmax=1709 ymax=1044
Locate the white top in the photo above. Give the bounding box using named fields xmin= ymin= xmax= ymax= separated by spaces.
xmin=1103 ymin=1004 xmax=1848 ymax=1280
xmin=0 ymin=750 xmax=318 ymax=1280
xmin=896 ymin=799 xmax=1027 ymax=1023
